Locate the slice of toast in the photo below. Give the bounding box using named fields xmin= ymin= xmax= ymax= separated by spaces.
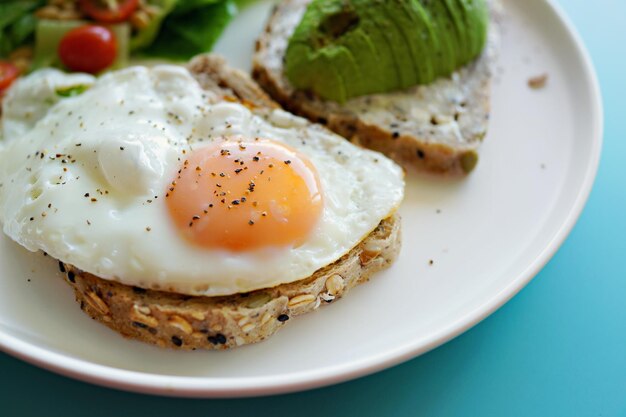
xmin=59 ymin=55 xmax=402 ymax=350
xmin=252 ymin=0 xmax=501 ymax=176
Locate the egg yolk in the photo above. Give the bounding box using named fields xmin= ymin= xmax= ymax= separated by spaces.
xmin=166 ymin=139 xmax=323 ymax=251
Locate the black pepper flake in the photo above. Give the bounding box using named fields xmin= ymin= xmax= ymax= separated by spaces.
xmin=392 ymin=132 xmax=400 ymax=139
xmin=208 ymin=333 xmax=227 ymax=345
xmin=90 ymin=198 xmax=97 ymax=202
xmin=192 ymin=215 xmax=200 ymax=220
xmin=120 ymin=147 xmax=125 ymax=151
xmin=146 ymin=227 xmax=151 ymax=232
xmin=284 ymin=160 xmax=291 ymax=165
xmin=67 ymin=271 xmax=76 ymax=283
xmin=171 ymin=336 xmax=183 ymax=347
xmin=277 ymin=314 xmax=289 ymax=322
xmin=234 ymin=168 xmax=243 ymax=174
xmin=84 ymin=193 xmax=89 ymax=197
xmin=252 ymin=156 xmax=260 ymax=162
xmin=132 ymin=321 xmax=148 ymax=329
xmin=29 ymin=217 xmax=34 ymax=221
xmin=417 ymin=149 xmax=425 ymax=159
xmin=248 ymin=220 xmax=254 ymax=225
xmin=231 ymin=199 xmax=240 ymax=205
xmin=429 ymin=260 xmax=434 ymax=265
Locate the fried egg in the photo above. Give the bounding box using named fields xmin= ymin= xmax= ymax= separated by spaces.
xmin=0 ymin=66 xmax=404 ymax=296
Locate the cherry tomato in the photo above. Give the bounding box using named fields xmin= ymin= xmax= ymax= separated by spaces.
xmin=79 ymin=0 xmax=139 ymax=23
xmin=0 ymin=62 xmax=19 ymax=94
xmin=58 ymin=25 xmax=117 ymax=74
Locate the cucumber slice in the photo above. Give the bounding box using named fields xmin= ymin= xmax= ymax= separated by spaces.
xmin=33 ymin=20 xmax=130 ymax=72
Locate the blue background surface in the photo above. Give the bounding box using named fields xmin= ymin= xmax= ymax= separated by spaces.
xmin=1 ymin=1 xmax=625 ymax=416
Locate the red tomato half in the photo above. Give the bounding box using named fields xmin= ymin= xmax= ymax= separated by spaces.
xmin=58 ymin=25 xmax=117 ymax=74
xmin=79 ymin=0 xmax=139 ymax=23
xmin=0 ymin=61 xmax=19 ymax=93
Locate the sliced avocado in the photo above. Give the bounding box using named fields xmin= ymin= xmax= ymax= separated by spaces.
xmin=285 ymin=42 xmax=346 ymax=102
xmin=442 ymin=0 xmax=469 ymax=63
xmin=311 ymin=50 xmax=347 ymax=103
xmin=472 ymin=0 xmax=490 ymax=56
xmin=348 ymin=10 xmax=398 ymax=93
xmin=340 ymin=27 xmax=386 ymax=96
xmin=358 ymin=0 xmax=417 ymax=90
xmin=412 ymin=0 xmax=447 ymax=83
xmin=452 ymin=0 xmax=475 ymax=61
xmin=284 ymin=0 xmax=489 ymax=101
xmin=33 ymin=20 xmax=129 ymax=72
xmin=317 ymin=44 xmax=364 ymax=101
xmin=388 ymin=0 xmax=432 ymax=85
xmin=310 ymin=0 xmax=366 ymax=100
xmin=425 ymin=0 xmax=458 ymax=76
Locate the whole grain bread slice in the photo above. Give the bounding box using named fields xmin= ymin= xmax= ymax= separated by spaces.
xmin=59 ymin=55 xmax=402 ymax=350
xmin=63 ymin=214 xmax=400 ymax=350
xmin=252 ymin=0 xmax=501 ymax=176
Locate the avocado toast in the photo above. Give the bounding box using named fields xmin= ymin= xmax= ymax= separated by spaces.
xmin=253 ymin=0 xmax=501 ymax=176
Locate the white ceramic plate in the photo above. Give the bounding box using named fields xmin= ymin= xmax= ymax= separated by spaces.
xmin=0 ymin=0 xmax=602 ymax=398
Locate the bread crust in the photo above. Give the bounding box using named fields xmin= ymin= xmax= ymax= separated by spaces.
xmin=252 ymin=0 xmax=500 ymax=176
xmin=56 ymin=55 xmax=402 ymax=350
xmin=62 ymin=215 xmax=400 ymax=350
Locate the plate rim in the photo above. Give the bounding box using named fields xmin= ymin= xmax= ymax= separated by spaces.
xmin=0 ymin=0 xmax=604 ymax=398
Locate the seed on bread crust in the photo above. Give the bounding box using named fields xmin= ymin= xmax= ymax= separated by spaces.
xmin=287 ymin=294 xmax=316 ymax=308
xmin=325 ymin=274 xmax=344 ymax=296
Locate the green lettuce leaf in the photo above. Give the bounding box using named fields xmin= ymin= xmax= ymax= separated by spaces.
xmin=141 ymin=0 xmax=236 ymax=60
xmin=0 ymin=0 xmax=44 ymax=57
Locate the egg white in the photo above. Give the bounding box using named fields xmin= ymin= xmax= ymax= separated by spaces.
xmin=0 ymin=66 xmax=404 ymax=296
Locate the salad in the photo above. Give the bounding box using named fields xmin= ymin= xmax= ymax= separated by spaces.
xmin=0 ymin=0 xmax=248 ymax=94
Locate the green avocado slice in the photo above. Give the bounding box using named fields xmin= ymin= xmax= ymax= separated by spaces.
xmin=425 ymin=0 xmax=458 ymax=76
xmin=284 ymin=0 xmax=489 ymax=101
xmin=359 ymin=0 xmax=417 ymax=90
xmin=340 ymin=27 xmax=386 ymax=97
xmin=442 ymin=0 xmax=469 ymax=63
xmin=389 ymin=0 xmax=432 ymax=85
xmin=377 ymin=0 xmax=425 ymax=86
xmin=412 ymin=0 xmax=448 ymax=81
xmin=285 ymin=42 xmax=346 ymax=102
xmin=350 ymin=4 xmax=399 ymax=92
xmin=324 ymin=44 xmax=365 ymax=101
xmin=452 ymin=0 xmax=475 ymax=60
